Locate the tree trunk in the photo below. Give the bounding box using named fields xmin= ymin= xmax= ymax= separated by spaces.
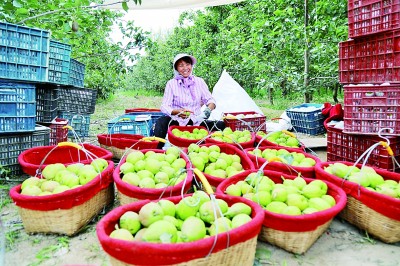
xmin=303 ymin=0 xmax=310 ymax=103
xmin=333 ymin=83 xmax=339 ymax=103
xmin=268 ymin=87 xmax=274 ymax=105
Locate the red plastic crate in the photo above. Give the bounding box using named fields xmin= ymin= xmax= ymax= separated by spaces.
xmin=38 ymin=118 xmax=68 ymax=145
xmin=339 ymin=30 xmax=400 ymax=84
xmin=348 ymin=0 xmax=400 ymax=38
xmin=343 ymin=85 xmax=400 ymax=135
xmin=223 ymin=111 xmax=266 ymax=131
xmin=326 ymin=120 xmax=400 ymax=172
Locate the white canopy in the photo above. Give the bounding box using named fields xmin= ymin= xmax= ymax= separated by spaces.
xmin=100 ymin=0 xmax=245 ymax=10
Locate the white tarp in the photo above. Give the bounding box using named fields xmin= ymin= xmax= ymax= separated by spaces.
xmin=99 ymin=0 xmax=245 ymax=10
xmin=208 ymin=69 xmax=264 ymax=120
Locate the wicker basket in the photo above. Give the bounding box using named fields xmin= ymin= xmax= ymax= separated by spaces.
xmin=245 ymin=146 xmax=321 ymax=178
xmin=167 ymin=125 xmax=209 ymax=148
xmin=96 ymin=194 xmax=264 ymax=265
xmin=18 ymin=143 xmax=113 ymax=176
xmin=9 ymin=161 xmax=115 ymax=235
xmin=114 ymin=149 xmax=193 ymax=205
xmin=97 ymin=133 xmax=159 ymax=160
xmin=216 ymin=169 xmax=347 ymax=254
xmin=315 ymin=161 xmax=400 ymax=243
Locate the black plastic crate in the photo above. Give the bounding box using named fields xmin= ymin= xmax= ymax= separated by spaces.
xmin=35 ymin=84 xmax=60 ymax=123
xmin=0 ymin=124 xmax=49 ymax=177
xmin=56 ymin=86 xmax=97 ymax=114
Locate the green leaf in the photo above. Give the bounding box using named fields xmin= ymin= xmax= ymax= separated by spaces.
xmin=75 ymin=0 xmax=81 ymax=7
xmin=15 ymin=8 xmax=28 ymax=15
xmin=12 ymin=0 xmax=22 ymax=8
xmin=122 ymin=2 xmax=128 ymax=12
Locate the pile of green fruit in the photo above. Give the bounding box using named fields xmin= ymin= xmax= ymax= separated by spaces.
xmin=170 ymin=127 xmax=209 ymax=140
xmin=19 ymin=158 xmax=109 ymax=196
xmin=187 ymin=143 xmax=245 ymax=178
xmin=257 ymin=130 xmax=301 ymax=148
xmin=119 ymin=147 xmax=188 ymax=189
xmin=225 ymin=173 xmax=335 ymax=215
xmin=109 ymin=190 xmax=254 ymax=243
xmin=324 ymin=163 xmax=400 ymax=199
xmin=210 ymin=127 xmax=252 ymax=144
xmin=248 ymin=148 xmax=316 ymax=167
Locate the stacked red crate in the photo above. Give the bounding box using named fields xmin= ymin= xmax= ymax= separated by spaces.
xmin=332 ymin=0 xmax=400 ymax=171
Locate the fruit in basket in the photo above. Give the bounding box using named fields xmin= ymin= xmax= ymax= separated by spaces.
xmin=324 ymin=163 xmax=400 ymax=199
xmin=78 ymin=165 xmax=99 ymax=185
xmin=248 ymin=148 xmax=316 ymax=167
xmin=180 ymin=216 xmax=207 ymax=242
xmin=21 ymin=185 xmax=42 ymax=196
xmin=171 ymin=127 xmax=208 ymax=140
xmin=40 ymin=180 xmax=60 ymax=192
xmin=259 ymin=130 xmax=301 ymax=148
xmin=42 ymin=163 xmax=66 ymax=180
xmin=91 ymin=158 xmax=108 ymax=172
xmin=211 ymin=128 xmax=252 ymax=144
xmin=126 ymin=151 xmax=145 ymax=164
xmin=110 ymin=228 xmax=135 ymax=241
xmin=60 ymin=173 xmax=80 ymax=188
xmin=142 ymin=220 xmax=178 ymax=243
xmin=111 ymin=195 xmax=254 ymax=243
xmin=66 ymin=163 xmax=84 ymax=175
xmin=120 ymin=211 xmax=141 ymax=235
xmin=21 ymin=176 xmax=41 ymax=190
xmin=139 ymin=202 xmax=165 ymax=227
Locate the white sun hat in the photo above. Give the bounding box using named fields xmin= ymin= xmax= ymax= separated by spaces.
xmin=173 ymin=53 xmax=197 ymax=70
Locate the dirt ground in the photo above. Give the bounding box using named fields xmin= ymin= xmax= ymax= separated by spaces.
xmin=1 ymin=94 xmax=399 ymax=266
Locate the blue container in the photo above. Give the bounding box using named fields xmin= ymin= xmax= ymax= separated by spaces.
xmin=69 ymin=58 xmax=85 ymax=88
xmin=0 ymin=22 xmax=49 ymax=82
xmin=48 ymin=40 xmax=71 ymax=85
xmin=286 ymin=103 xmax=326 ymax=135
xmin=57 ymin=111 xmax=91 ymax=138
xmin=108 ymin=114 xmax=155 ymax=136
xmin=0 ymin=82 xmax=36 ymax=133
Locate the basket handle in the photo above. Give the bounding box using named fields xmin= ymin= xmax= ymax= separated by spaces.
xmin=142 ymin=136 xmax=166 ymax=143
xmin=58 ymin=141 xmax=82 ymax=150
xmin=193 ymin=168 xmax=214 ymax=195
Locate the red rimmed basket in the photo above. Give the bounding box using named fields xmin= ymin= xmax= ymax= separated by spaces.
xmin=254 ymin=132 xmax=305 ymax=151
xmin=245 ymin=146 xmax=321 ymax=178
xmin=315 ymin=161 xmax=400 ymax=243
xmin=96 ymin=193 xmax=265 ymax=265
xmin=9 ymin=161 xmax=115 ymax=235
xmin=114 ymin=149 xmax=193 ymax=205
xmin=216 ymin=169 xmax=347 ymax=254
xmin=18 ymin=143 xmax=113 ymax=176
xmin=184 ymin=143 xmax=255 ymax=190
xmin=205 ymin=132 xmax=256 ymax=149
xmin=97 ymin=133 xmax=159 ymax=159
xmin=167 ymin=125 xmax=209 ymax=148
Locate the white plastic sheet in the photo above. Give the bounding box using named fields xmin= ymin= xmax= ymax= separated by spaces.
xmin=208 ymin=69 xmax=264 ymax=121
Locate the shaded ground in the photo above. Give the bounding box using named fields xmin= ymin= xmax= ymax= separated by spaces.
xmin=1 ymin=92 xmax=399 ymax=266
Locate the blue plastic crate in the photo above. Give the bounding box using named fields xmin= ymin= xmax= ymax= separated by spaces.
xmin=0 ymin=124 xmax=49 ymax=177
xmin=57 ymin=111 xmax=91 ymax=138
xmin=48 ymin=40 xmax=71 ymax=85
xmin=123 ymin=111 xmax=164 ymax=135
xmin=69 ymin=58 xmax=85 ymax=88
xmin=108 ymin=114 xmax=154 ymax=136
xmin=286 ymin=103 xmax=326 ymax=135
xmin=0 ymin=21 xmax=49 ymax=82
xmin=0 ymin=82 xmax=36 ymax=133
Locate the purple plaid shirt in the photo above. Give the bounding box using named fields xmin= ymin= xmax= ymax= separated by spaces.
xmin=161 ymin=75 xmax=216 ymax=125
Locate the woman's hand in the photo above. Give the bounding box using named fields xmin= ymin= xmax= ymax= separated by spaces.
xmin=173 ymin=108 xmax=192 ymax=118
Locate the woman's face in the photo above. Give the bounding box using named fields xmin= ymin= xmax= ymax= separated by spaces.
xmin=175 ymin=59 xmax=192 ymax=78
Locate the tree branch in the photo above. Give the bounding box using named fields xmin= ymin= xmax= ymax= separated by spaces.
xmin=17 ymin=0 xmax=131 ymax=24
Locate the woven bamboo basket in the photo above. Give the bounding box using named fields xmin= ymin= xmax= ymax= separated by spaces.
xmin=340 ymin=196 xmax=400 ymax=243
xmin=96 ymin=193 xmax=264 ymax=265
xmin=114 ymin=149 xmax=193 ymax=205
xmin=315 ymin=161 xmax=400 ymax=243
xmin=216 ymin=169 xmax=347 ymax=254
xmin=10 ymin=160 xmax=115 ymax=236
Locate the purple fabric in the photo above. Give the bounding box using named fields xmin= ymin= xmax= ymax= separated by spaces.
xmin=161 ymin=75 xmax=216 ymax=126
